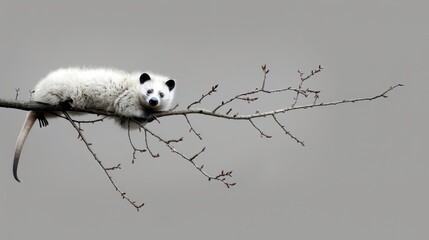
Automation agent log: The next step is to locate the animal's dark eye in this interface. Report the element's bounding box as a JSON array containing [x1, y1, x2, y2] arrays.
[[159, 92, 164, 98], [147, 89, 153, 94]]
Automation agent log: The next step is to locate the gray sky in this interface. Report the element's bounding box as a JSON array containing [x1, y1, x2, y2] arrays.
[[1, 1, 427, 239]]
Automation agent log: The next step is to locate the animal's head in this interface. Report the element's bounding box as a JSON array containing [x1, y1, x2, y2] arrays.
[[138, 72, 176, 111]]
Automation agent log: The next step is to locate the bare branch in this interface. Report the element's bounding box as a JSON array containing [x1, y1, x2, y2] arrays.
[[29, 90, 34, 101], [70, 117, 108, 124], [249, 119, 272, 138], [127, 121, 146, 164], [136, 122, 235, 188], [166, 137, 184, 144], [156, 83, 403, 120], [61, 111, 144, 211], [212, 65, 313, 114], [0, 84, 402, 122], [144, 129, 160, 158], [105, 164, 122, 171], [15, 88, 20, 101], [3, 65, 402, 209], [272, 115, 304, 146], [293, 65, 323, 107], [53, 113, 108, 124], [187, 84, 218, 109], [0, 99, 115, 115], [184, 115, 202, 140], [261, 64, 270, 89]]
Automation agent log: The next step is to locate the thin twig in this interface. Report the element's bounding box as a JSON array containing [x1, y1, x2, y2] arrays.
[[292, 65, 323, 107], [272, 115, 304, 146], [15, 88, 20, 101], [184, 115, 202, 140], [138, 122, 235, 188], [29, 90, 34, 101], [261, 64, 270, 89], [52, 113, 108, 124], [127, 121, 146, 164], [249, 119, 272, 138], [144, 129, 160, 158], [62, 111, 144, 211], [105, 164, 122, 171], [187, 84, 219, 109]]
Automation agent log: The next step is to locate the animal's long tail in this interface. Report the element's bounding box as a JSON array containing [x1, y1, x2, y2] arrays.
[[13, 111, 37, 182]]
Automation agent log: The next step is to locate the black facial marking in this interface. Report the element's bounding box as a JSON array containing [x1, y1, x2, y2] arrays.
[[140, 73, 151, 84], [166, 79, 175, 91]]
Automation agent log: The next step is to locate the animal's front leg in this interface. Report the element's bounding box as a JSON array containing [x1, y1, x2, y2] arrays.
[[59, 98, 74, 110]]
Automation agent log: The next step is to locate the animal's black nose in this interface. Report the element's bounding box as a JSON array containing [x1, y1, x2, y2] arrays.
[[149, 98, 158, 106]]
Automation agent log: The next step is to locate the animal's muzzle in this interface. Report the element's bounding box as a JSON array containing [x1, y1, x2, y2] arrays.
[[149, 98, 158, 106]]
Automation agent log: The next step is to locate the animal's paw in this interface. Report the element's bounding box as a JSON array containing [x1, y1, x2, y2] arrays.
[[36, 112, 49, 128], [60, 99, 74, 110], [144, 114, 157, 123]]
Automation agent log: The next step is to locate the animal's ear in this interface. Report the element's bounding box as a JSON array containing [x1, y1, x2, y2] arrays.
[[139, 73, 151, 84], [166, 79, 175, 91]]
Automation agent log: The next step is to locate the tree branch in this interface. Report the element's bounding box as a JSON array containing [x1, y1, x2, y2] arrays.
[[62, 111, 144, 211], [2, 65, 403, 210], [0, 84, 402, 121]]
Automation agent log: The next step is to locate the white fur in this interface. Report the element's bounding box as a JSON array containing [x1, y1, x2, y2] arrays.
[[33, 68, 176, 125], [12, 68, 176, 182]]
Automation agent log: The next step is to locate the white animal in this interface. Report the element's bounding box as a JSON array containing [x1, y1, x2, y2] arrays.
[[13, 68, 176, 182]]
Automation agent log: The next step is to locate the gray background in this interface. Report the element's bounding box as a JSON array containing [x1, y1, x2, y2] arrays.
[[0, 1, 427, 239]]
